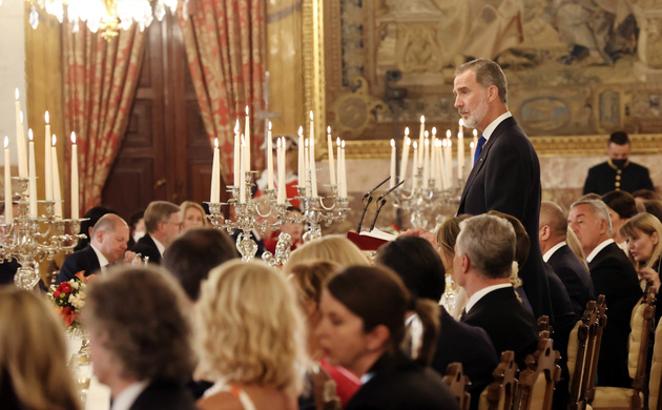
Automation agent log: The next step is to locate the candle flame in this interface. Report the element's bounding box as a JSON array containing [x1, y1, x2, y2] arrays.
[[213, 137, 218, 148], [298, 126, 304, 137], [390, 138, 395, 147], [404, 126, 410, 136], [14, 88, 19, 100], [420, 115, 425, 123], [327, 125, 331, 135], [234, 119, 240, 133], [245, 105, 249, 115], [473, 129, 478, 137], [268, 121, 272, 131], [51, 134, 57, 146], [309, 111, 314, 121], [3, 136, 8, 149], [336, 137, 341, 146], [446, 129, 451, 139], [71, 132, 77, 144], [341, 140, 346, 148], [424, 130, 429, 138], [45, 111, 50, 123], [28, 129, 34, 141], [470, 141, 475, 149], [432, 127, 437, 136]]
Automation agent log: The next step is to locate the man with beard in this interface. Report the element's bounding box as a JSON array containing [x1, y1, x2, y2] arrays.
[[454, 58, 552, 318], [583, 131, 654, 195]]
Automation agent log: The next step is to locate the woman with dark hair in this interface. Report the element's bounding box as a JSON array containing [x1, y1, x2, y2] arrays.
[[376, 236, 497, 409], [316, 265, 459, 410]]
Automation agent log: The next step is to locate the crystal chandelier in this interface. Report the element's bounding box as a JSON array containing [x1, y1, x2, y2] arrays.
[[26, 0, 189, 40]]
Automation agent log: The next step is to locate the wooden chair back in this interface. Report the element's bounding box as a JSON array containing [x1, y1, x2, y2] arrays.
[[479, 350, 519, 410], [567, 300, 595, 410], [585, 294, 607, 403], [443, 362, 471, 410], [518, 336, 561, 410], [627, 286, 657, 409], [649, 318, 662, 410]]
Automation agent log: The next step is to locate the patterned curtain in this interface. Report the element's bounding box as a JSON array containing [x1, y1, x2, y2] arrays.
[[180, 0, 266, 182], [62, 25, 146, 214]]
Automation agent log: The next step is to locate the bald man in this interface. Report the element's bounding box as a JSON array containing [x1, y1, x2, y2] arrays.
[[539, 201, 594, 316], [57, 213, 130, 283]]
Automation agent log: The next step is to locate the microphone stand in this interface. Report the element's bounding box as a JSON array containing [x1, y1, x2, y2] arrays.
[[356, 176, 390, 233], [369, 180, 405, 231]]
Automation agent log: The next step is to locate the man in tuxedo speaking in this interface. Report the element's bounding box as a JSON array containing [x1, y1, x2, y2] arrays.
[[454, 58, 551, 317]]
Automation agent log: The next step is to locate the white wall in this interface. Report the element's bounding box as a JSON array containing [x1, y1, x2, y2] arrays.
[[0, 0, 25, 165]]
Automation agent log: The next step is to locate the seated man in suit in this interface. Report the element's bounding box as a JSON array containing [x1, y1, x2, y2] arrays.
[[453, 214, 538, 367], [132, 201, 182, 264], [539, 201, 594, 316], [82, 265, 196, 410], [568, 199, 642, 387], [57, 213, 129, 283]]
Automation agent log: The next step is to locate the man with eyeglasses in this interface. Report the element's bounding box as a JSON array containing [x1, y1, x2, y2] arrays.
[[132, 201, 182, 264]]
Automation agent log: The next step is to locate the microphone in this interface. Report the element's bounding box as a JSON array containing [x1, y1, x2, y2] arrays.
[[356, 176, 391, 233], [369, 179, 405, 231]]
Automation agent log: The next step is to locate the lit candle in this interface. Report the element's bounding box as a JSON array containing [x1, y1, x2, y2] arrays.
[[457, 119, 465, 179], [233, 119, 240, 187], [244, 106, 250, 172], [423, 131, 430, 184], [411, 141, 419, 190], [277, 138, 286, 204], [418, 115, 425, 164], [70, 132, 79, 218], [327, 126, 336, 186], [51, 135, 63, 218], [430, 137, 437, 189], [267, 121, 274, 191], [438, 139, 447, 190], [304, 138, 310, 193], [399, 127, 410, 184], [44, 111, 52, 200], [434, 140, 443, 190], [389, 139, 396, 189], [210, 137, 220, 203], [27, 129, 37, 217], [444, 137, 453, 190], [239, 135, 246, 203], [336, 138, 342, 196], [297, 126, 305, 187], [308, 112, 318, 197], [3, 137, 12, 224], [15, 90, 27, 178], [340, 140, 347, 198]]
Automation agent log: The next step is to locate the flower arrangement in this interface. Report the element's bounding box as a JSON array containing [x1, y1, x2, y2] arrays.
[[50, 271, 88, 328]]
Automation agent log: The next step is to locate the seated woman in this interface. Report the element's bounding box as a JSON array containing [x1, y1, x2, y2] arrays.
[[317, 265, 459, 410], [196, 260, 307, 410], [0, 288, 81, 410], [288, 260, 360, 408], [436, 215, 470, 318], [180, 201, 208, 232], [285, 235, 369, 270], [376, 236, 497, 409]]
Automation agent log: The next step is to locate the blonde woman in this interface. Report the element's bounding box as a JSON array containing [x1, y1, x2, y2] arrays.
[[285, 235, 369, 271], [196, 260, 308, 410], [180, 201, 208, 231], [0, 288, 81, 410], [435, 215, 469, 318], [621, 213, 662, 291]]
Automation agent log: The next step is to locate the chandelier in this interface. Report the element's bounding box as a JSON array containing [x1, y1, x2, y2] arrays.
[[26, 0, 189, 40]]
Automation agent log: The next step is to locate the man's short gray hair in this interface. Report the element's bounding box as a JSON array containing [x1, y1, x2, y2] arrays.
[[570, 199, 613, 236], [456, 58, 508, 104], [456, 214, 516, 279]]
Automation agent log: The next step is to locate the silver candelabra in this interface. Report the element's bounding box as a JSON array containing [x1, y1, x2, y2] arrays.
[[0, 177, 86, 289], [297, 185, 350, 243]]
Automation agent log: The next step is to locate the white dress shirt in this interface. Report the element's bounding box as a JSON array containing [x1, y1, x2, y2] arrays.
[[542, 241, 566, 263], [110, 381, 148, 410], [465, 283, 513, 314], [586, 239, 615, 263], [481, 111, 513, 142], [91, 243, 110, 268], [152, 237, 166, 256]]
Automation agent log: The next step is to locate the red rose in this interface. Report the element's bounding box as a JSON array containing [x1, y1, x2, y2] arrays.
[[53, 289, 61, 298], [60, 283, 72, 294], [61, 307, 76, 327]]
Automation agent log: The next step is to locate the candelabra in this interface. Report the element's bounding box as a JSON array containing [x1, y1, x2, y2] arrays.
[[207, 172, 295, 261], [394, 168, 462, 231], [297, 185, 350, 243], [0, 177, 85, 289]]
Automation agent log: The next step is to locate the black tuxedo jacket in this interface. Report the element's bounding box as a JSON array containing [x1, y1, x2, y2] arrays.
[[588, 242, 642, 387], [457, 116, 551, 318], [433, 307, 497, 410], [131, 234, 162, 264], [346, 351, 459, 410], [57, 246, 101, 284], [462, 286, 538, 368], [583, 161, 654, 195], [548, 245, 594, 316], [129, 380, 197, 410]]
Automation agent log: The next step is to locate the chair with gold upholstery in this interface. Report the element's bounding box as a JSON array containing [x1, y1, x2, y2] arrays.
[[518, 334, 561, 410], [591, 287, 656, 410], [649, 318, 662, 410], [443, 362, 471, 410], [585, 295, 608, 404], [567, 300, 596, 410], [479, 350, 519, 410]]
